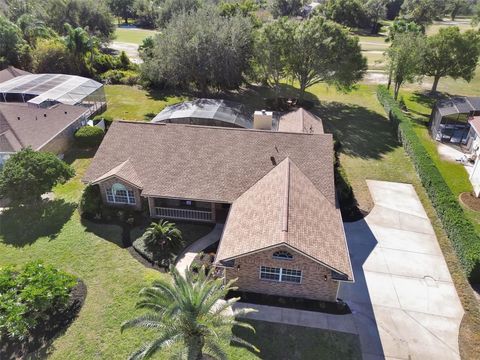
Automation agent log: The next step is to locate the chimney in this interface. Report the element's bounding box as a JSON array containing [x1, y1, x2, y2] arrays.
[[253, 110, 273, 130]]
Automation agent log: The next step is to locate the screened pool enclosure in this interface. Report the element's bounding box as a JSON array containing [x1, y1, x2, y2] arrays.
[[0, 74, 105, 113]]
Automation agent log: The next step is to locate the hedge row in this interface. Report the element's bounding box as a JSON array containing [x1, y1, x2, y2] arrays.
[[377, 85, 480, 282]]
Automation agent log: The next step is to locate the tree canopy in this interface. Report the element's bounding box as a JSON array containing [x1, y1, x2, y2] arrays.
[[421, 26, 480, 92], [322, 0, 369, 29], [285, 17, 367, 99], [270, 0, 302, 18], [121, 266, 257, 360], [401, 0, 445, 26], [141, 5, 253, 94], [0, 15, 31, 69], [0, 148, 75, 204], [386, 32, 426, 99]]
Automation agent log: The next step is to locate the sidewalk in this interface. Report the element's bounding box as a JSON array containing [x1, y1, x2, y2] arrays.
[[175, 223, 224, 276]]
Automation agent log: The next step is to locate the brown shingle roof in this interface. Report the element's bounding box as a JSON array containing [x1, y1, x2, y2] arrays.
[[0, 103, 87, 151], [215, 158, 352, 280], [92, 159, 143, 188], [0, 66, 31, 84], [277, 108, 324, 134], [83, 121, 336, 204]]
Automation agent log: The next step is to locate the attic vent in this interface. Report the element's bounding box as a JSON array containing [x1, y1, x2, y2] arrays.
[[17, 116, 20, 120], [270, 156, 276, 165], [64, 111, 67, 114], [44, 114, 47, 117]]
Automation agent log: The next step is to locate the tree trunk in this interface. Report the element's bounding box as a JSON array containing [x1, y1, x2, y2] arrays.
[[298, 81, 307, 102], [187, 336, 204, 360], [431, 76, 440, 93], [394, 81, 401, 100], [387, 68, 393, 90]]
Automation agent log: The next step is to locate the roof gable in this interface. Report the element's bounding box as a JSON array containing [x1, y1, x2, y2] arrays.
[[92, 159, 143, 188], [215, 158, 353, 279]]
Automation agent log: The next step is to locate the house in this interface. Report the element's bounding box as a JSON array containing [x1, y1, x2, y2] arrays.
[[83, 107, 354, 302], [0, 73, 106, 115], [0, 103, 88, 165], [0, 66, 31, 84], [430, 96, 480, 196]]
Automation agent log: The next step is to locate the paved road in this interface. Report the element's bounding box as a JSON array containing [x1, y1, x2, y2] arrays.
[[339, 180, 464, 360]]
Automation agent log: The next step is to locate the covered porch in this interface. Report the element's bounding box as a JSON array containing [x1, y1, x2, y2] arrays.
[[147, 197, 230, 223]]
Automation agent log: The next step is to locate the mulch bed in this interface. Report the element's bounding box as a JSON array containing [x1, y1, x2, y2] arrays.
[[0, 280, 87, 360], [459, 192, 480, 212], [127, 246, 166, 272], [227, 291, 351, 315]]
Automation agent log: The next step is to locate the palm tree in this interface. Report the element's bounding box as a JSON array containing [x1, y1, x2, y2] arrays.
[[140, 219, 183, 251], [121, 266, 258, 360]]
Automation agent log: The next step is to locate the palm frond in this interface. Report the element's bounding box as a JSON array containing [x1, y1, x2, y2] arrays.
[[231, 335, 260, 353], [121, 314, 165, 333]]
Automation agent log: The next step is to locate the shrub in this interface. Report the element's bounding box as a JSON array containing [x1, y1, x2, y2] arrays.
[[74, 126, 105, 148], [0, 261, 77, 340], [101, 69, 140, 85], [79, 184, 102, 218], [377, 85, 480, 282]]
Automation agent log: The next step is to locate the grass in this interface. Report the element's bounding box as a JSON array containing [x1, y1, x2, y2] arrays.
[[231, 320, 362, 360], [102, 85, 187, 121], [0, 144, 360, 359], [114, 27, 157, 45], [401, 90, 480, 233]]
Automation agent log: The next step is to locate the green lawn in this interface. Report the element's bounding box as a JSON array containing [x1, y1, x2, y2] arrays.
[[102, 85, 187, 121], [114, 28, 156, 45], [401, 90, 480, 232], [0, 144, 361, 359], [231, 320, 361, 360]]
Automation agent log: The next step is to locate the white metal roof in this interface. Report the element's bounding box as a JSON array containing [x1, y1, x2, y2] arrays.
[[0, 74, 103, 106]]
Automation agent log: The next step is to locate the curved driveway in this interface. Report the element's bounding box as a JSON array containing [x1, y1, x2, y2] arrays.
[[339, 180, 464, 360]]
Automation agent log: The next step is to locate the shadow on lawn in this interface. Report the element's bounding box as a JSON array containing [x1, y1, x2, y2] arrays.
[[315, 102, 400, 160], [0, 200, 76, 247]]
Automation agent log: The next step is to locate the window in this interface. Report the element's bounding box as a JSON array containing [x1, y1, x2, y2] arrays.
[[106, 183, 136, 205], [260, 266, 280, 281], [260, 266, 302, 284], [272, 250, 293, 260]]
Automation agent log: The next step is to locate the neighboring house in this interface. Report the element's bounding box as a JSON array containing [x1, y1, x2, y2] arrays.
[[430, 96, 480, 196], [0, 66, 31, 84], [83, 107, 354, 302], [0, 73, 106, 115], [0, 103, 88, 165]]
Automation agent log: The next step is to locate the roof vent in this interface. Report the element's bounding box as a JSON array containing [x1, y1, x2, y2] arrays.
[[17, 116, 20, 120], [44, 114, 47, 117], [64, 111, 67, 114], [270, 156, 277, 165], [254, 110, 273, 130]]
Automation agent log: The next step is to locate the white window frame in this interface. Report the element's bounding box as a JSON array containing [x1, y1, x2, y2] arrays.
[[106, 183, 136, 205], [259, 266, 302, 284], [272, 250, 293, 260]]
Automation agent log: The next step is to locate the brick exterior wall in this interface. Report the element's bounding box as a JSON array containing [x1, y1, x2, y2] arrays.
[[98, 176, 142, 210], [223, 245, 339, 302], [39, 118, 84, 155]]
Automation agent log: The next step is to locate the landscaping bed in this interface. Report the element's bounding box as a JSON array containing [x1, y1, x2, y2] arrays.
[[0, 263, 86, 360], [131, 221, 215, 268], [460, 192, 480, 212], [227, 291, 351, 315]]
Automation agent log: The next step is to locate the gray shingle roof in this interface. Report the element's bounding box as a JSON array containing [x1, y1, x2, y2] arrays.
[[0, 103, 87, 151]]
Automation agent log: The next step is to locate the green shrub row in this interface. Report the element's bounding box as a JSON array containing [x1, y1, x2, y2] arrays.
[[377, 85, 480, 282]]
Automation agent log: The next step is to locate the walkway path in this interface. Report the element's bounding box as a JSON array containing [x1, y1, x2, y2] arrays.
[[175, 223, 224, 276], [339, 180, 464, 360]]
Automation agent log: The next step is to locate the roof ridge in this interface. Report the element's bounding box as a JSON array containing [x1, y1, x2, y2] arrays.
[[282, 158, 290, 235]]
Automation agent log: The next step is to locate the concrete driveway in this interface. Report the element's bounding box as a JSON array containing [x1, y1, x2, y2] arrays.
[[339, 180, 464, 360]]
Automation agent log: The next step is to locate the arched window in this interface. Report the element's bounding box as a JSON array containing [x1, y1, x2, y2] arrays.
[[272, 251, 293, 260], [106, 182, 136, 204]]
